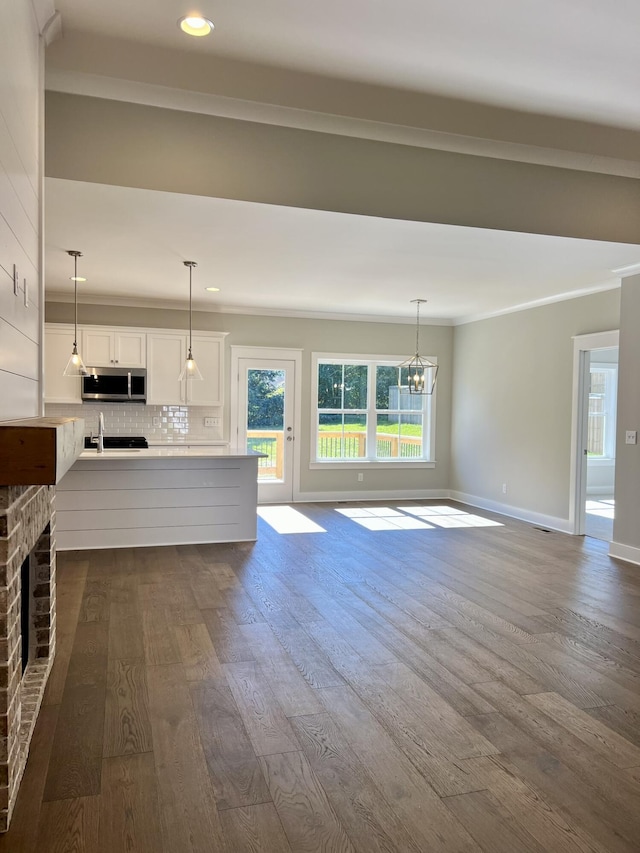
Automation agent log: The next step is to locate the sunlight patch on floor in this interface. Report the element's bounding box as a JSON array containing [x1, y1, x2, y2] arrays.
[[586, 499, 615, 519], [257, 506, 327, 534], [335, 504, 503, 530]]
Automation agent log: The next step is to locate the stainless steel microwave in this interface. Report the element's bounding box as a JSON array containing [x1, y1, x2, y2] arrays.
[[81, 367, 147, 403]]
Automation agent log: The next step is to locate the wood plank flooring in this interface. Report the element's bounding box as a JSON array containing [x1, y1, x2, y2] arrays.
[[3, 500, 640, 852]]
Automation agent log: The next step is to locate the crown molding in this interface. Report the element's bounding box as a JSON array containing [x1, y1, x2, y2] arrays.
[[44, 291, 452, 326], [453, 279, 621, 326], [45, 69, 640, 179], [612, 261, 640, 278]]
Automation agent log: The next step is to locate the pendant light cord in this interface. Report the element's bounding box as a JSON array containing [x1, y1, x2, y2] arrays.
[[73, 255, 79, 348], [184, 261, 197, 359], [189, 263, 193, 356]]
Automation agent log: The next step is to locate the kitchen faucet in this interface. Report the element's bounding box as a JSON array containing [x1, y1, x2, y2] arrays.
[[97, 411, 105, 454]]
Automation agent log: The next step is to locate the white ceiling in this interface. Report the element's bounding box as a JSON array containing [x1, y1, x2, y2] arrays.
[[45, 179, 640, 323], [45, 1, 640, 322], [53, 0, 640, 128]]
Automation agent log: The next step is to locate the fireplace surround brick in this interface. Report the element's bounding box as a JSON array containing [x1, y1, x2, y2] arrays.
[[0, 484, 56, 831]]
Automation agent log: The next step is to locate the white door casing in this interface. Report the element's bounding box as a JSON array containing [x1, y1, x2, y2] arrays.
[[231, 346, 302, 503]]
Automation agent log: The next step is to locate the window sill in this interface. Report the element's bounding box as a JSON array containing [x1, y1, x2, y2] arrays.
[[309, 460, 436, 470]]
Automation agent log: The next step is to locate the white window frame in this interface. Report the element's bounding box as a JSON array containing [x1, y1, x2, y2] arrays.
[[588, 362, 618, 462], [310, 352, 437, 469]]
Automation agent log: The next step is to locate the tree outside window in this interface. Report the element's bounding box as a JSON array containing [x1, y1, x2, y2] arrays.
[[314, 356, 435, 463]]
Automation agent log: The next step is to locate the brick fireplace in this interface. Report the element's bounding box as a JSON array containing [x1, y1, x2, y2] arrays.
[[0, 416, 83, 831], [0, 484, 56, 831]]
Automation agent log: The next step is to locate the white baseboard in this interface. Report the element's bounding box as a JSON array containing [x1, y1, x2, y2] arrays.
[[449, 491, 573, 534], [609, 541, 640, 566], [276, 488, 575, 534], [291, 489, 449, 504]]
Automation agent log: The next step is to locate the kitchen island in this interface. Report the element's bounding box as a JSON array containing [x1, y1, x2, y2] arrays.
[[55, 445, 263, 550]]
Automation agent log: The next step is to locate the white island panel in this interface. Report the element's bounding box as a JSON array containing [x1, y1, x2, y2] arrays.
[[56, 448, 262, 550]]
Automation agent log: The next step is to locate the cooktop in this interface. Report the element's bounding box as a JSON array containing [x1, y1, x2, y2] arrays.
[[84, 435, 149, 449]]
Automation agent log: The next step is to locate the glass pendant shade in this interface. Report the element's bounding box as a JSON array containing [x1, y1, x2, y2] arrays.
[[64, 250, 89, 377], [179, 261, 204, 381], [178, 348, 203, 381], [398, 299, 438, 395], [63, 342, 88, 377]]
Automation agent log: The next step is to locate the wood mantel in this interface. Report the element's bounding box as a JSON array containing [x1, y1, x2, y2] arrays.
[[0, 417, 84, 485]]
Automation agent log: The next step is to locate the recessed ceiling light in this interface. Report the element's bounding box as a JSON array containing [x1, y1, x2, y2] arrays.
[[205, 286, 220, 292], [178, 15, 214, 37]]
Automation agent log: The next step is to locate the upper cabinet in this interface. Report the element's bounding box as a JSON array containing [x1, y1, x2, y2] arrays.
[[146, 332, 185, 405], [188, 335, 224, 406], [82, 328, 146, 368], [146, 331, 225, 406], [45, 324, 226, 406], [44, 325, 82, 404]]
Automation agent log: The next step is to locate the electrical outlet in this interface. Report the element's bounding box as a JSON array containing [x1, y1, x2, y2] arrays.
[[204, 417, 220, 427], [502, 483, 507, 494], [152, 417, 161, 426], [357, 472, 364, 482], [625, 430, 637, 445]]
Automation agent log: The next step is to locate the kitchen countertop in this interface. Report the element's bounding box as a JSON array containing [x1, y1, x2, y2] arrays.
[[78, 445, 265, 460]]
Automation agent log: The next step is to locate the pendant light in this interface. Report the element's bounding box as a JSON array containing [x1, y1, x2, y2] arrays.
[[178, 261, 203, 381], [63, 250, 89, 376], [398, 299, 438, 394]]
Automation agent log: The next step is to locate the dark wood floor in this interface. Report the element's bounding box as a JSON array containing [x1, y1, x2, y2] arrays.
[[3, 501, 640, 852]]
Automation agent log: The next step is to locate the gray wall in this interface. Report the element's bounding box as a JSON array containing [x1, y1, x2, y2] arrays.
[[450, 289, 621, 523], [45, 301, 453, 496], [46, 92, 640, 245], [613, 275, 640, 549], [0, 3, 43, 419]]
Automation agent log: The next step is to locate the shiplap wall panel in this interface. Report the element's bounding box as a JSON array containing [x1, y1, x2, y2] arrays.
[[57, 486, 242, 511], [60, 466, 243, 491], [0, 0, 42, 419], [56, 455, 260, 549], [0, 115, 39, 232], [0, 319, 39, 378], [0, 371, 39, 419], [0, 3, 40, 196], [57, 504, 242, 531], [0, 262, 40, 342], [56, 524, 245, 551], [0, 198, 39, 294]]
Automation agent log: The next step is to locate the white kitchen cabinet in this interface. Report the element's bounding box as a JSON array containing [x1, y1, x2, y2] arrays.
[[147, 331, 225, 406], [44, 324, 225, 407], [56, 449, 260, 550], [186, 335, 224, 405], [44, 325, 82, 403], [146, 332, 186, 404], [82, 328, 146, 368]]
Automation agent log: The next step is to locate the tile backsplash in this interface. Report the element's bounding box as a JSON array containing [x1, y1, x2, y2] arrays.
[[45, 403, 224, 443]]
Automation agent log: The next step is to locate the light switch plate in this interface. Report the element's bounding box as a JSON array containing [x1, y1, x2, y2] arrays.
[[204, 417, 220, 427], [625, 430, 637, 445]]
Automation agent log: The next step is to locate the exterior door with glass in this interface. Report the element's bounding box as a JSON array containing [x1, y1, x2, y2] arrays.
[[237, 357, 297, 503]]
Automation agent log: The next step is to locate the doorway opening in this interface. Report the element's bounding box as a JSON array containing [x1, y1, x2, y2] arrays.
[[571, 331, 619, 541]]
